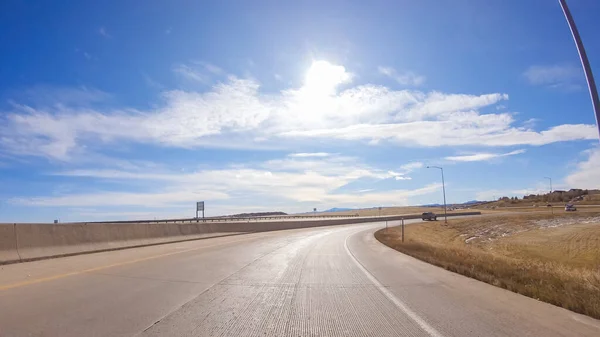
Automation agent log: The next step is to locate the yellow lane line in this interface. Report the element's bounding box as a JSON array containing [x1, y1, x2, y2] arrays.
[[0, 235, 258, 291]]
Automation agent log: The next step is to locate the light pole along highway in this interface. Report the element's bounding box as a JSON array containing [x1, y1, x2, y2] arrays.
[[559, 0, 600, 141], [544, 176, 554, 215], [544, 176, 553, 194], [427, 165, 447, 224]]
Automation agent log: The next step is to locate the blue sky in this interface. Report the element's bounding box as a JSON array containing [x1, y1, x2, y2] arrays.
[[1, 0, 600, 222]]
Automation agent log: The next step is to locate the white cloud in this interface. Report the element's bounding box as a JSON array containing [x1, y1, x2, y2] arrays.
[[378, 66, 425, 86], [1, 61, 597, 161], [565, 147, 600, 189], [445, 149, 526, 162], [288, 152, 331, 158], [400, 162, 424, 171], [15, 85, 111, 107], [98, 26, 111, 38], [12, 190, 229, 207], [172, 64, 211, 83], [200, 62, 223, 75], [281, 122, 597, 147], [12, 154, 441, 212], [523, 64, 582, 90]]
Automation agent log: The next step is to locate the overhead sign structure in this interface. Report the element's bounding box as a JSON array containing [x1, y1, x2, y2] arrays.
[[196, 201, 205, 220]]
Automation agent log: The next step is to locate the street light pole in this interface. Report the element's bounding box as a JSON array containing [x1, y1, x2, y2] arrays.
[[427, 166, 447, 224], [544, 177, 553, 193], [559, 0, 600, 141], [544, 176, 554, 215]]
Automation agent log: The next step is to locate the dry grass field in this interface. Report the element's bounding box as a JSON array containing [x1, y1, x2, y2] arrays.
[[474, 193, 600, 209], [474, 204, 600, 213], [375, 211, 600, 318]]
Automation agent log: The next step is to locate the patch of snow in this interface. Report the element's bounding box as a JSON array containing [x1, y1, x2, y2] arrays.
[[465, 236, 478, 244]]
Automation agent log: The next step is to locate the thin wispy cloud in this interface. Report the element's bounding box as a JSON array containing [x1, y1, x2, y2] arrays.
[[378, 66, 425, 86], [386, 162, 423, 180], [98, 26, 111, 38], [200, 62, 223, 75], [142, 72, 163, 89], [523, 64, 582, 91], [445, 149, 526, 162], [400, 162, 424, 171], [172, 64, 211, 83], [288, 152, 331, 158], [12, 154, 442, 211]]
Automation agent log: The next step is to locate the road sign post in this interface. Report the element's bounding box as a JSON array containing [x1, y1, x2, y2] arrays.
[[196, 201, 205, 222], [402, 218, 405, 243]]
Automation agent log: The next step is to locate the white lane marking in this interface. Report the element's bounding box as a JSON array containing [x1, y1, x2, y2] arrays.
[[344, 230, 445, 337]]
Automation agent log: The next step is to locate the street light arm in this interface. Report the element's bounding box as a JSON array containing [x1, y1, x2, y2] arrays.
[[559, 0, 600, 141]]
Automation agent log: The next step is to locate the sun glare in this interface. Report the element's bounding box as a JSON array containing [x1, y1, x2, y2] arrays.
[[304, 60, 351, 96]]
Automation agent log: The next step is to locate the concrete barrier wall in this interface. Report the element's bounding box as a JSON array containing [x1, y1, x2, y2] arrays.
[[13, 222, 244, 262], [0, 224, 20, 264], [1, 211, 481, 264]]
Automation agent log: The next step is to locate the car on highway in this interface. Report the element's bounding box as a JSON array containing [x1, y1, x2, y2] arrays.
[[565, 204, 577, 211], [422, 212, 437, 221]]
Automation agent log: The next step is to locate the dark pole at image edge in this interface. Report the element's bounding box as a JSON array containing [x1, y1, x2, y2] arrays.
[[559, 0, 600, 141]]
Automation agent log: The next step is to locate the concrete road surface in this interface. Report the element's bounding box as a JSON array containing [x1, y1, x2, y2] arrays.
[[1, 221, 599, 336]]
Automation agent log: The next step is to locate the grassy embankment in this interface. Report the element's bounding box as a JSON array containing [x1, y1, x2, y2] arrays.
[[375, 211, 600, 319]]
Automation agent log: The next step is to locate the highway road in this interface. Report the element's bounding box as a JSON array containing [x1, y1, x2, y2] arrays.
[[1, 220, 599, 336]]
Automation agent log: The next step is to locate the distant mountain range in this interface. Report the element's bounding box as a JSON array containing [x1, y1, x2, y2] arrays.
[[322, 207, 354, 212], [420, 200, 483, 207], [304, 201, 485, 214]]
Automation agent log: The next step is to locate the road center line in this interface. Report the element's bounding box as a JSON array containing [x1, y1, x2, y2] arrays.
[[344, 228, 445, 337]]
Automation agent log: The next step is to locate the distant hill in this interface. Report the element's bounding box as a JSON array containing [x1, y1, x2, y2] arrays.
[[223, 211, 287, 218], [420, 200, 484, 207], [323, 207, 354, 212], [475, 189, 600, 208]]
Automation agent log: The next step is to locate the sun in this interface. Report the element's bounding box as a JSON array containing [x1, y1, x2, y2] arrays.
[[303, 60, 351, 96]]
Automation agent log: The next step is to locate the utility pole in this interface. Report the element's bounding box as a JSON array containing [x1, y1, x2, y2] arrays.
[[559, 0, 600, 141], [544, 177, 554, 215], [427, 166, 447, 224]]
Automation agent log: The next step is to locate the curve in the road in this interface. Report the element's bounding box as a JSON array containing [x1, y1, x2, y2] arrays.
[[0, 221, 599, 337]]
